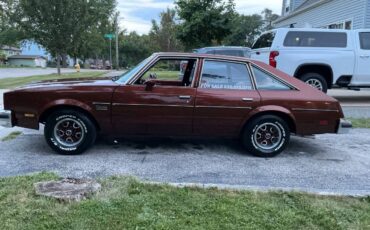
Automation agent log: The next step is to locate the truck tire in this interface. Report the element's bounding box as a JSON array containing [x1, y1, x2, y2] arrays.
[[300, 73, 328, 93], [44, 109, 97, 155], [242, 115, 290, 158]]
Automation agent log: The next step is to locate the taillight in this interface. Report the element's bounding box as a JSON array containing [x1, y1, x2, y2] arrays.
[[269, 51, 279, 68]]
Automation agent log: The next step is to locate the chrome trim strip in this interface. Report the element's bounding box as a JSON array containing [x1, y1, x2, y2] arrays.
[[92, 102, 111, 105], [196, 105, 253, 110], [112, 103, 194, 108], [292, 108, 339, 112]]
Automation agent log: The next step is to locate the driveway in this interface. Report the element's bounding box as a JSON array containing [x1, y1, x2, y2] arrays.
[[0, 128, 369, 196], [0, 68, 106, 79]]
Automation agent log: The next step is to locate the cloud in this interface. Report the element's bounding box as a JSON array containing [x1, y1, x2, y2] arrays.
[[117, 0, 282, 34]]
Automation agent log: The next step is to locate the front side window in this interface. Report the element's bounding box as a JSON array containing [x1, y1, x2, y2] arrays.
[[252, 66, 292, 91], [200, 60, 253, 90], [135, 59, 197, 87], [284, 31, 347, 48], [252, 32, 275, 49], [360, 32, 370, 50]]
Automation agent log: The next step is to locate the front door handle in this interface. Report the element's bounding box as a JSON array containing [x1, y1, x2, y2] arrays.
[[179, 95, 191, 100], [242, 98, 254, 102]]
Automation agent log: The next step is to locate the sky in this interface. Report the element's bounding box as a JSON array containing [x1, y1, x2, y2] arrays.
[[117, 0, 282, 35]]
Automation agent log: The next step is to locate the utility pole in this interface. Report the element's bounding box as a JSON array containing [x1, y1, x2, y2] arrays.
[[114, 12, 120, 71], [109, 38, 112, 70]]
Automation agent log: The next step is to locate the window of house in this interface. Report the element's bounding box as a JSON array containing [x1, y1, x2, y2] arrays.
[[252, 66, 292, 91], [360, 32, 370, 50], [283, 31, 347, 48], [200, 60, 253, 90], [327, 20, 352, 30], [252, 32, 276, 49]]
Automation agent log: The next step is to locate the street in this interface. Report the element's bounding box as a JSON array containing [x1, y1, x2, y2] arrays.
[[0, 68, 106, 79]]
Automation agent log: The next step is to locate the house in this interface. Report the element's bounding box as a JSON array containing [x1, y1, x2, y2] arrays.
[[0, 45, 22, 58], [7, 55, 47, 68], [275, 0, 370, 30]]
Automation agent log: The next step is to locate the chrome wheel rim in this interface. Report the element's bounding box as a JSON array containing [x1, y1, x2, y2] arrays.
[[305, 79, 323, 91], [253, 123, 282, 150], [53, 118, 84, 147]]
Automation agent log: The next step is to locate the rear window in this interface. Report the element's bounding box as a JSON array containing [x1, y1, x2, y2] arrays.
[[214, 49, 244, 57], [283, 31, 347, 48], [359, 32, 370, 50], [252, 32, 275, 49]]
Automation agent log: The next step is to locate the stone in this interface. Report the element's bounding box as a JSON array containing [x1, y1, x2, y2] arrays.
[[34, 178, 101, 202]]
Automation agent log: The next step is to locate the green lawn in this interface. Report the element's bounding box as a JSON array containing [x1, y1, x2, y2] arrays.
[[1, 173, 369, 230], [143, 70, 180, 80], [0, 71, 108, 89], [348, 118, 370, 129]]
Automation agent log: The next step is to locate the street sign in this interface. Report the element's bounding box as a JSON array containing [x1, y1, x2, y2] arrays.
[[104, 34, 115, 39]]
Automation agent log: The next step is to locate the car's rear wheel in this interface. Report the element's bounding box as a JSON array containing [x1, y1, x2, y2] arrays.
[[44, 109, 97, 155], [242, 115, 290, 158], [300, 73, 328, 93]]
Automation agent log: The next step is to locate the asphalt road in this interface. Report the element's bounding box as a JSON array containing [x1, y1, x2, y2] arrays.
[[0, 68, 106, 79], [0, 128, 369, 196]]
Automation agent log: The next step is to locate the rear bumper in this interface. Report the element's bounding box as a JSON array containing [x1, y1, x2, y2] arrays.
[[0, 110, 12, 128], [337, 119, 352, 134]]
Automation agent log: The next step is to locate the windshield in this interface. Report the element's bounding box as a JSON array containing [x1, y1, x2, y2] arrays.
[[115, 56, 153, 84]]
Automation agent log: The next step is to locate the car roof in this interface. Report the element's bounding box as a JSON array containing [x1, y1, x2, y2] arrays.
[[265, 28, 352, 34], [153, 52, 254, 62]]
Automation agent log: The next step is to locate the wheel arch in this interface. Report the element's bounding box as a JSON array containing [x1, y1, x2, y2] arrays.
[[294, 63, 333, 89], [39, 101, 100, 131], [240, 106, 297, 136]]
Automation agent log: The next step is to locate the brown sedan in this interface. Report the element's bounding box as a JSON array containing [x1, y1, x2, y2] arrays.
[[1, 53, 351, 157]]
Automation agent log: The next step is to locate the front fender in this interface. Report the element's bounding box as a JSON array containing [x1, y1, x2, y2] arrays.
[[39, 99, 94, 121]]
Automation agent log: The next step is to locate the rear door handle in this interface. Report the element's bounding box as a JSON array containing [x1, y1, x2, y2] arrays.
[[179, 95, 191, 100], [242, 98, 254, 102], [360, 55, 370, 58]]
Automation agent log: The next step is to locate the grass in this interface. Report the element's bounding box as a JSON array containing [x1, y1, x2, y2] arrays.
[[0, 71, 108, 89], [0, 172, 369, 230], [144, 70, 180, 80], [348, 118, 370, 129], [1, 131, 22, 141]]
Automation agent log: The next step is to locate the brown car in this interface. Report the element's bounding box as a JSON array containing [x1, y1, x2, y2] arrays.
[[0, 53, 351, 157]]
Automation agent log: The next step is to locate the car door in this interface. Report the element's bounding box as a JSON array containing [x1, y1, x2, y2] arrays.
[[352, 31, 370, 85], [111, 58, 198, 136], [193, 59, 261, 137]]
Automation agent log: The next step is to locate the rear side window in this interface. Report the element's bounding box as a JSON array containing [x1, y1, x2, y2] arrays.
[[200, 60, 253, 90], [252, 66, 292, 91], [252, 32, 275, 49], [283, 31, 347, 48], [360, 32, 370, 50], [214, 49, 244, 57]]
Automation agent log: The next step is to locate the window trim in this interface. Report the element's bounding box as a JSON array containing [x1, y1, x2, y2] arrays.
[[199, 59, 256, 91], [250, 64, 298, 91], [128, 56, 199, 88]]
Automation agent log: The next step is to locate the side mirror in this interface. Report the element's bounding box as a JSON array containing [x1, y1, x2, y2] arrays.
[[145, 80, 156, 91]]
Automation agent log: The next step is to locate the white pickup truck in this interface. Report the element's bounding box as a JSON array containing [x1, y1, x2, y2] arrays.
[[251, 28, 370, 92]]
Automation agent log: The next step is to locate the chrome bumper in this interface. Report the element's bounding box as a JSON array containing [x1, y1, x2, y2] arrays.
[[0, 110, 12, 128], [337, 119, 352, 134]]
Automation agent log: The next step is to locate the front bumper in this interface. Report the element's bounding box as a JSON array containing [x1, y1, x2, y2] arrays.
[[0, 110, 12, 128], [337, 119, 352, 134]]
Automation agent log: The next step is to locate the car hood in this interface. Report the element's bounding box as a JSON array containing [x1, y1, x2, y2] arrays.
[[16, 77, 119, 90]]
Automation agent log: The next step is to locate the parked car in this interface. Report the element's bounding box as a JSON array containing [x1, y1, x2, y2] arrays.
[[194, 46, 251, 57], [251, 28, 370, 92], [1, 53, 351, 157]]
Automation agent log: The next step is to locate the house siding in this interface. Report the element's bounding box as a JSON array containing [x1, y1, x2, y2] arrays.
[[366, 0, 370, 28], [275, 0, 367, 29]]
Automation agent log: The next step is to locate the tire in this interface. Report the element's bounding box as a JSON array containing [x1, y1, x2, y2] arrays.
[[44, 109, 97, 155], [242, 115, 290, 158], [299, 73, 328, 93]]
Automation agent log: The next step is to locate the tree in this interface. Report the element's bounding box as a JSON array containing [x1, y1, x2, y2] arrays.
[[16, 0, 116, 74], [149, 8, 183, 52], [0, 0, 24, 47], [261, 8, 279, 31], [224, 14, 263, 46], [175, 0, 235, 50], [119, 32, 153, 68]]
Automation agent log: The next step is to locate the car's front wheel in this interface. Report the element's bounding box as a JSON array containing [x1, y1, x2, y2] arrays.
[[242, 115, 290, 158], [44, 109, 97, 155]]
